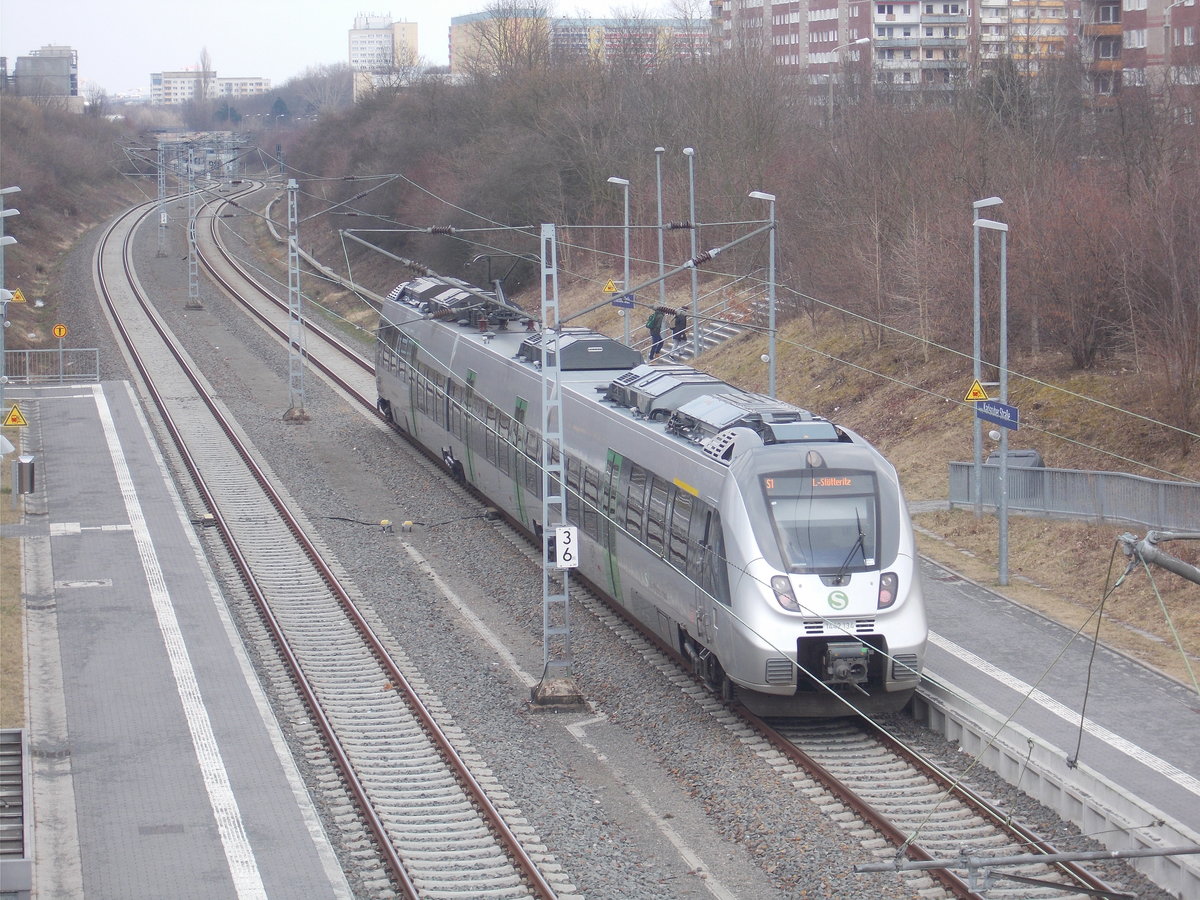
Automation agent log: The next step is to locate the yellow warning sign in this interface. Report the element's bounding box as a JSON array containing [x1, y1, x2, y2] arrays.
[[10, 289, 27, 303], [602, 279, 618, 293], [53, 323, 68, 339], [964, 380, 989, 402], [3, 404, 28, 427]]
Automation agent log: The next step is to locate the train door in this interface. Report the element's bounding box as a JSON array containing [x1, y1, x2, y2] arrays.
[[511, 398, 529, 524], [461, 371, 478, 481], [667, 487, 700, 643], [603, 451, 623, 600], [690, 505, 733, 662]]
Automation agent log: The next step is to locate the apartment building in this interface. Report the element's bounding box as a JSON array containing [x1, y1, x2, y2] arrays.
[[150, 70, 270, 105], [449, 10, 709, 74], [1080, 0, 1198, 102], [7, 45, 81, 108], [712, 0, 1079, 101], [349, 13, 419, 72], [550, 18, 710, 64]]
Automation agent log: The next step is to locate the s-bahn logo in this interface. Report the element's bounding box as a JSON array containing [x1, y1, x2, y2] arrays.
[[827, 591, 849, 611]]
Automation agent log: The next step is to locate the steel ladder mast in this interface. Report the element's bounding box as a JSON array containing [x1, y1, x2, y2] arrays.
[[535, 223, 580, 704]]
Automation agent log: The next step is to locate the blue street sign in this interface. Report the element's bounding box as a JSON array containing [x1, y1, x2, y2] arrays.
[[611, 294, 635, 309], [975, 400, 1019, 430]]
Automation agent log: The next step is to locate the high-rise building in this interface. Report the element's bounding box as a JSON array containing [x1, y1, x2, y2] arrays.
[[711, 0, 1083, 103], [349, 14, 419, 72], [349, 13, 420, 100], [1080, 0, 1199, 107], [10, 45, 80, 109]]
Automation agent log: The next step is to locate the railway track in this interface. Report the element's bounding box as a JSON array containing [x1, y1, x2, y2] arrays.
[[96, 191, 565, 899], [194, 182, 1131, 899]]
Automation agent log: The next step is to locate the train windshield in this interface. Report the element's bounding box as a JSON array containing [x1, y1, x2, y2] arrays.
[[760, 470, 878, 572]]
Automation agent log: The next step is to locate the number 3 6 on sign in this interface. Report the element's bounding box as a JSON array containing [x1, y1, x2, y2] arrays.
[[554, 526, 579, 568]]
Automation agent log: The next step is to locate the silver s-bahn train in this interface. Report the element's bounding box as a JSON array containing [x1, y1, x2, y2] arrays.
[[376, 276, 927, 716]]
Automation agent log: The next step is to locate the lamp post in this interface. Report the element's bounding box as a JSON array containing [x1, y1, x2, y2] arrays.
[[828, 37, 870, 119], [607, 176, 632, 346], [971, 196, 1002, 518], [749, 191, 777, 398], [974, 212, 1010, 586], [654, 148, 666, 311], [1, 185, 21, 415], [683, 147, 700, 359]]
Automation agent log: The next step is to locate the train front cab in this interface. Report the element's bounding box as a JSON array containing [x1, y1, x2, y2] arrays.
[[718, 445, 927, 716]]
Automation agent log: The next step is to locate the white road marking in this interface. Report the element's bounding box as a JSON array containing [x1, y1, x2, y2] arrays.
[[928, 630, 1200, 797], [401, 541, 538, 688], [95, 386, 268, 898]]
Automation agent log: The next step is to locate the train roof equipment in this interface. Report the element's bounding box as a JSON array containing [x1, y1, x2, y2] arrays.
[[386, 275, 530, 329], [516, 328, 644, 372]]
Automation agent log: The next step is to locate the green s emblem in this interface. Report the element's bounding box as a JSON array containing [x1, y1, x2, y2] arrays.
[[828, 590, 849, 611]]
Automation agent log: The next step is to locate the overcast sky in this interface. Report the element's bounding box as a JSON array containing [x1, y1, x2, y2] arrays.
[[0, 1, 522, 95]]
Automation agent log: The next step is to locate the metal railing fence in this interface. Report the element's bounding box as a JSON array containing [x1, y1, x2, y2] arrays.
[[948, 461, 1199, 531], [2, 349, 101, 385]]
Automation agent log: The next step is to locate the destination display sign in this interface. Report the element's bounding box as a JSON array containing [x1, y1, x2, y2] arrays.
[[762, 473, 873, 495]]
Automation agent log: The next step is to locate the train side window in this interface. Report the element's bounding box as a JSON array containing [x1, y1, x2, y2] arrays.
[[414, 371, 428, 414], [581, 465, 601, 538], [452, 381, 468, 438], [669, 490, 693, 570], [646, 477, 669, 555], [496, 413, 512, 475], [398, 334, 416, 383], [525, 429, 544, 501], [565, 456, 581, 522], [438, 376, 449, 428], [376, 325, 397, 373], [547, 443, 562, 496], [469, 394, 486, 454], [484, 404, 498, 463], [625, 464, 647, 540], [378, 323, 397, 351], [602, 451, 622, 548]]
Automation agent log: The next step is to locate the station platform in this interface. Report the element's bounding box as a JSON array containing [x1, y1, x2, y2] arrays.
[[3, 382, 351, 900], [919, 552, 1200, 894]]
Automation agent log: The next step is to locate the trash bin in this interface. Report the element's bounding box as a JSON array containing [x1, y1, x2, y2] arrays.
[[16, 454, 35, 495], [986, 449, 1044, 467], [986, 449, 1044, 508]]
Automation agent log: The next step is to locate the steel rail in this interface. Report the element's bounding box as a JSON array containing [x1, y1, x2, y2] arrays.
[[93, 197, 419, 897], [180, 187, 558, 898]]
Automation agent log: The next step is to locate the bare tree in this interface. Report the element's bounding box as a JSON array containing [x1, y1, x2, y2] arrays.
[[357, 45, 427, 101], [460, 1, 553, 78], [84, 83, 109, 117], [1119, 167, 1200, 452], [182, 47, 216, 130], [292, 64, 354, 113], [603, 11, 667, 73]]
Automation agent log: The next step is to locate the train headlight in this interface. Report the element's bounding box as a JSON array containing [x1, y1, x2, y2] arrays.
[[877, 572, 898, 609], [770, 575, 802, 612]]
